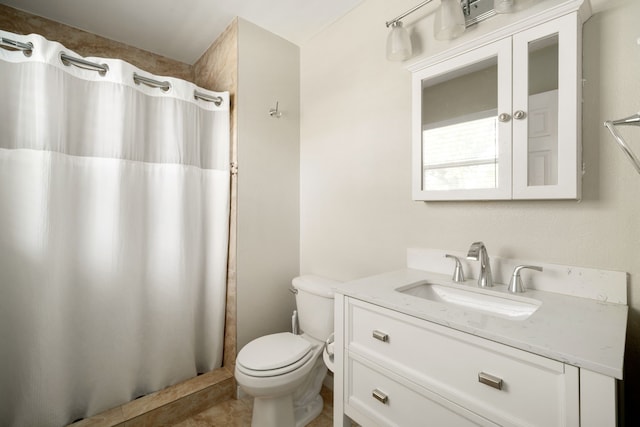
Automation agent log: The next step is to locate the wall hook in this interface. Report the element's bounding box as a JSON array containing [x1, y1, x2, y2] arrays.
[[269, 101, 282, 118]]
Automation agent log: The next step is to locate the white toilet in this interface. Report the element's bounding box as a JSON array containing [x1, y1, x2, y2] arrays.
[[234, 275, 339, 427]]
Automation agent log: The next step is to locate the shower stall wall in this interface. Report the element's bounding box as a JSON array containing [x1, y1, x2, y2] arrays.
[[0, 31, 231, 427]]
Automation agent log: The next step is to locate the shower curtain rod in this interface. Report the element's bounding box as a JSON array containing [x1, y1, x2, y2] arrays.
[[133, 72, 171, 91], [60, 52, 109, 75], [134, 75, 224, 105], [0, 36, 33, 55], [1, 36, 224, 105], [194, 91, 223, 106]]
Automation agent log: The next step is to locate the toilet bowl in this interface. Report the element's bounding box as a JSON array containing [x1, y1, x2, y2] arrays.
[[234, 275, 339, 427]]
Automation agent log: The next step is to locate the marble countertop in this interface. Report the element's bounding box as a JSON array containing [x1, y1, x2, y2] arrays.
[[334, 268, 628, 379]]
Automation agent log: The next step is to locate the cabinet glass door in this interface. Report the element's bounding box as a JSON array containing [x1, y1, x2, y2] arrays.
[[526, 34, 559, 187], [512, 13, 580, 199], [412, 39, 512, 200]]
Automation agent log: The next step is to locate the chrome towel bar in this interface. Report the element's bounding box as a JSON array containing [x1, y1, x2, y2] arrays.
[[604, 112, 640, 175]]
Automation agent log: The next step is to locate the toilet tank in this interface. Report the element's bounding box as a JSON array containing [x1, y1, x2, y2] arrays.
[[292, 275, 340, 341]]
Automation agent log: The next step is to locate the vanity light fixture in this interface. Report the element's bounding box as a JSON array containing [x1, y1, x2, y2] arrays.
[[385, 0, 504, 61], [386, 20, 413, 61], [434, 0, 466, 41], [385, 0, 435, 61], [494, 0, 515, 14]]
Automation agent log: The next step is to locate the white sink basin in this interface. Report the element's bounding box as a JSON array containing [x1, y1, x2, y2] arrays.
[[397, 281, 541, 320]]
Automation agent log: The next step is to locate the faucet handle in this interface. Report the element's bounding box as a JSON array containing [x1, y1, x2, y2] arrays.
[[445, 254, 465, 283], [508, 265, 543, 293]]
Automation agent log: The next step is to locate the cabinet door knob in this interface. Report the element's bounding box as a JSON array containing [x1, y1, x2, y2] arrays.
[[372, 388, 389, 404], [478, 372, 503, 390], [498, 113, 511, 122], [514, 110, 527, 120], [372, 330, 389, 342]]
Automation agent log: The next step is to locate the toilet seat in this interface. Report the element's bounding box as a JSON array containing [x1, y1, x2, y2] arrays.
[[237, 332, 316, 378]]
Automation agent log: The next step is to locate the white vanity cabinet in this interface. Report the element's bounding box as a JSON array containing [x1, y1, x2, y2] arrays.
[[332, 252, 626, 427], [410, 1, 590, 200], [335, 296, 580, 427]]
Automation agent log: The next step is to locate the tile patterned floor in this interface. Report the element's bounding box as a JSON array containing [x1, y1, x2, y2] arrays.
[[172, 386, 334, 427]]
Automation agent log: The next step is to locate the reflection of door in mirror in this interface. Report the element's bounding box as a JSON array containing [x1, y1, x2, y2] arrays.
[[528, 90, 558, 185], [421, 58, 498, 191], [527, 35, 558, 186]]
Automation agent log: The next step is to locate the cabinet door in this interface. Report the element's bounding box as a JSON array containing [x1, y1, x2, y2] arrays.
[[512, 13, 581, 199], [412, 38, 512, 201]]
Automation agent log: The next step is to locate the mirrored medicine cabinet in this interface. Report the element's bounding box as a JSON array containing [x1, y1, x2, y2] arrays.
[[410, 2, 589, 201]]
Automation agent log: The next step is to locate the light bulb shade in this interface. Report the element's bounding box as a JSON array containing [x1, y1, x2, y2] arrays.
[[386, 21, 412, 61], [434, 0, 466, 41], [494, 0, 514, 13]]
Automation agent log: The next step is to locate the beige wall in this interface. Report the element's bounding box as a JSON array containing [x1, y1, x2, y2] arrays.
[[236, 19, 300, 351], [300, 0, 640, 422], [194, 17, 302, 358]]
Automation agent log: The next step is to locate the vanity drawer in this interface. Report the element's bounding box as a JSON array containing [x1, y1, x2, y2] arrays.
[[346, 298, 579, 426], [346, 353, 497, 427]]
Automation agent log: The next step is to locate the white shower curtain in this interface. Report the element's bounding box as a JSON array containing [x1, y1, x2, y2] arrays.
[[0, 31, 230, 426]]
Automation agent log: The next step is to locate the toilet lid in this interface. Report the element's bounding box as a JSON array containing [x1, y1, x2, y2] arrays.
[[237, 332, 312, 371], [237, 347, 316, 378]]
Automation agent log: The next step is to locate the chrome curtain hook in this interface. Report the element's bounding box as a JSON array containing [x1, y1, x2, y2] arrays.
[[269, 101, 282, 118]]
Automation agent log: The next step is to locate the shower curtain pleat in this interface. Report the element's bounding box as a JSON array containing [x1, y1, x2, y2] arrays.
[[0, 31, 230, 426]]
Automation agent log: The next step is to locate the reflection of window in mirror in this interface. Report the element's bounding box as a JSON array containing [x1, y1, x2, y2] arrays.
[[421, 58, 498, 191], [422, 113, 498, 191], [527, 34, 559, 186]]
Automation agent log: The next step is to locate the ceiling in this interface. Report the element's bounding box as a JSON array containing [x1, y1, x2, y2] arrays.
[[0, 0, 364, 64]]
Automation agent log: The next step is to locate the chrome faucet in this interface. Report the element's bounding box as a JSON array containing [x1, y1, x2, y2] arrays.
[[466, 242, 493, 288]]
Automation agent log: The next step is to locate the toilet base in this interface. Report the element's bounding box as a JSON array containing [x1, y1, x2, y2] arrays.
[[294, 394, 323, 427], [249, 382, 325, 427], [251, 395, 295, 427], [239, 338, 328, 427]]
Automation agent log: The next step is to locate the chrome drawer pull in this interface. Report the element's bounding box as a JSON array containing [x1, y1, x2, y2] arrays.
[[372, 388, 389, 404], [478, 372, 503, 390], [372, 330, 389, 342]]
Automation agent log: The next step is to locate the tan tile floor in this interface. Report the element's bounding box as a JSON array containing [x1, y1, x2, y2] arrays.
[[173, 386, 334, 427]]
